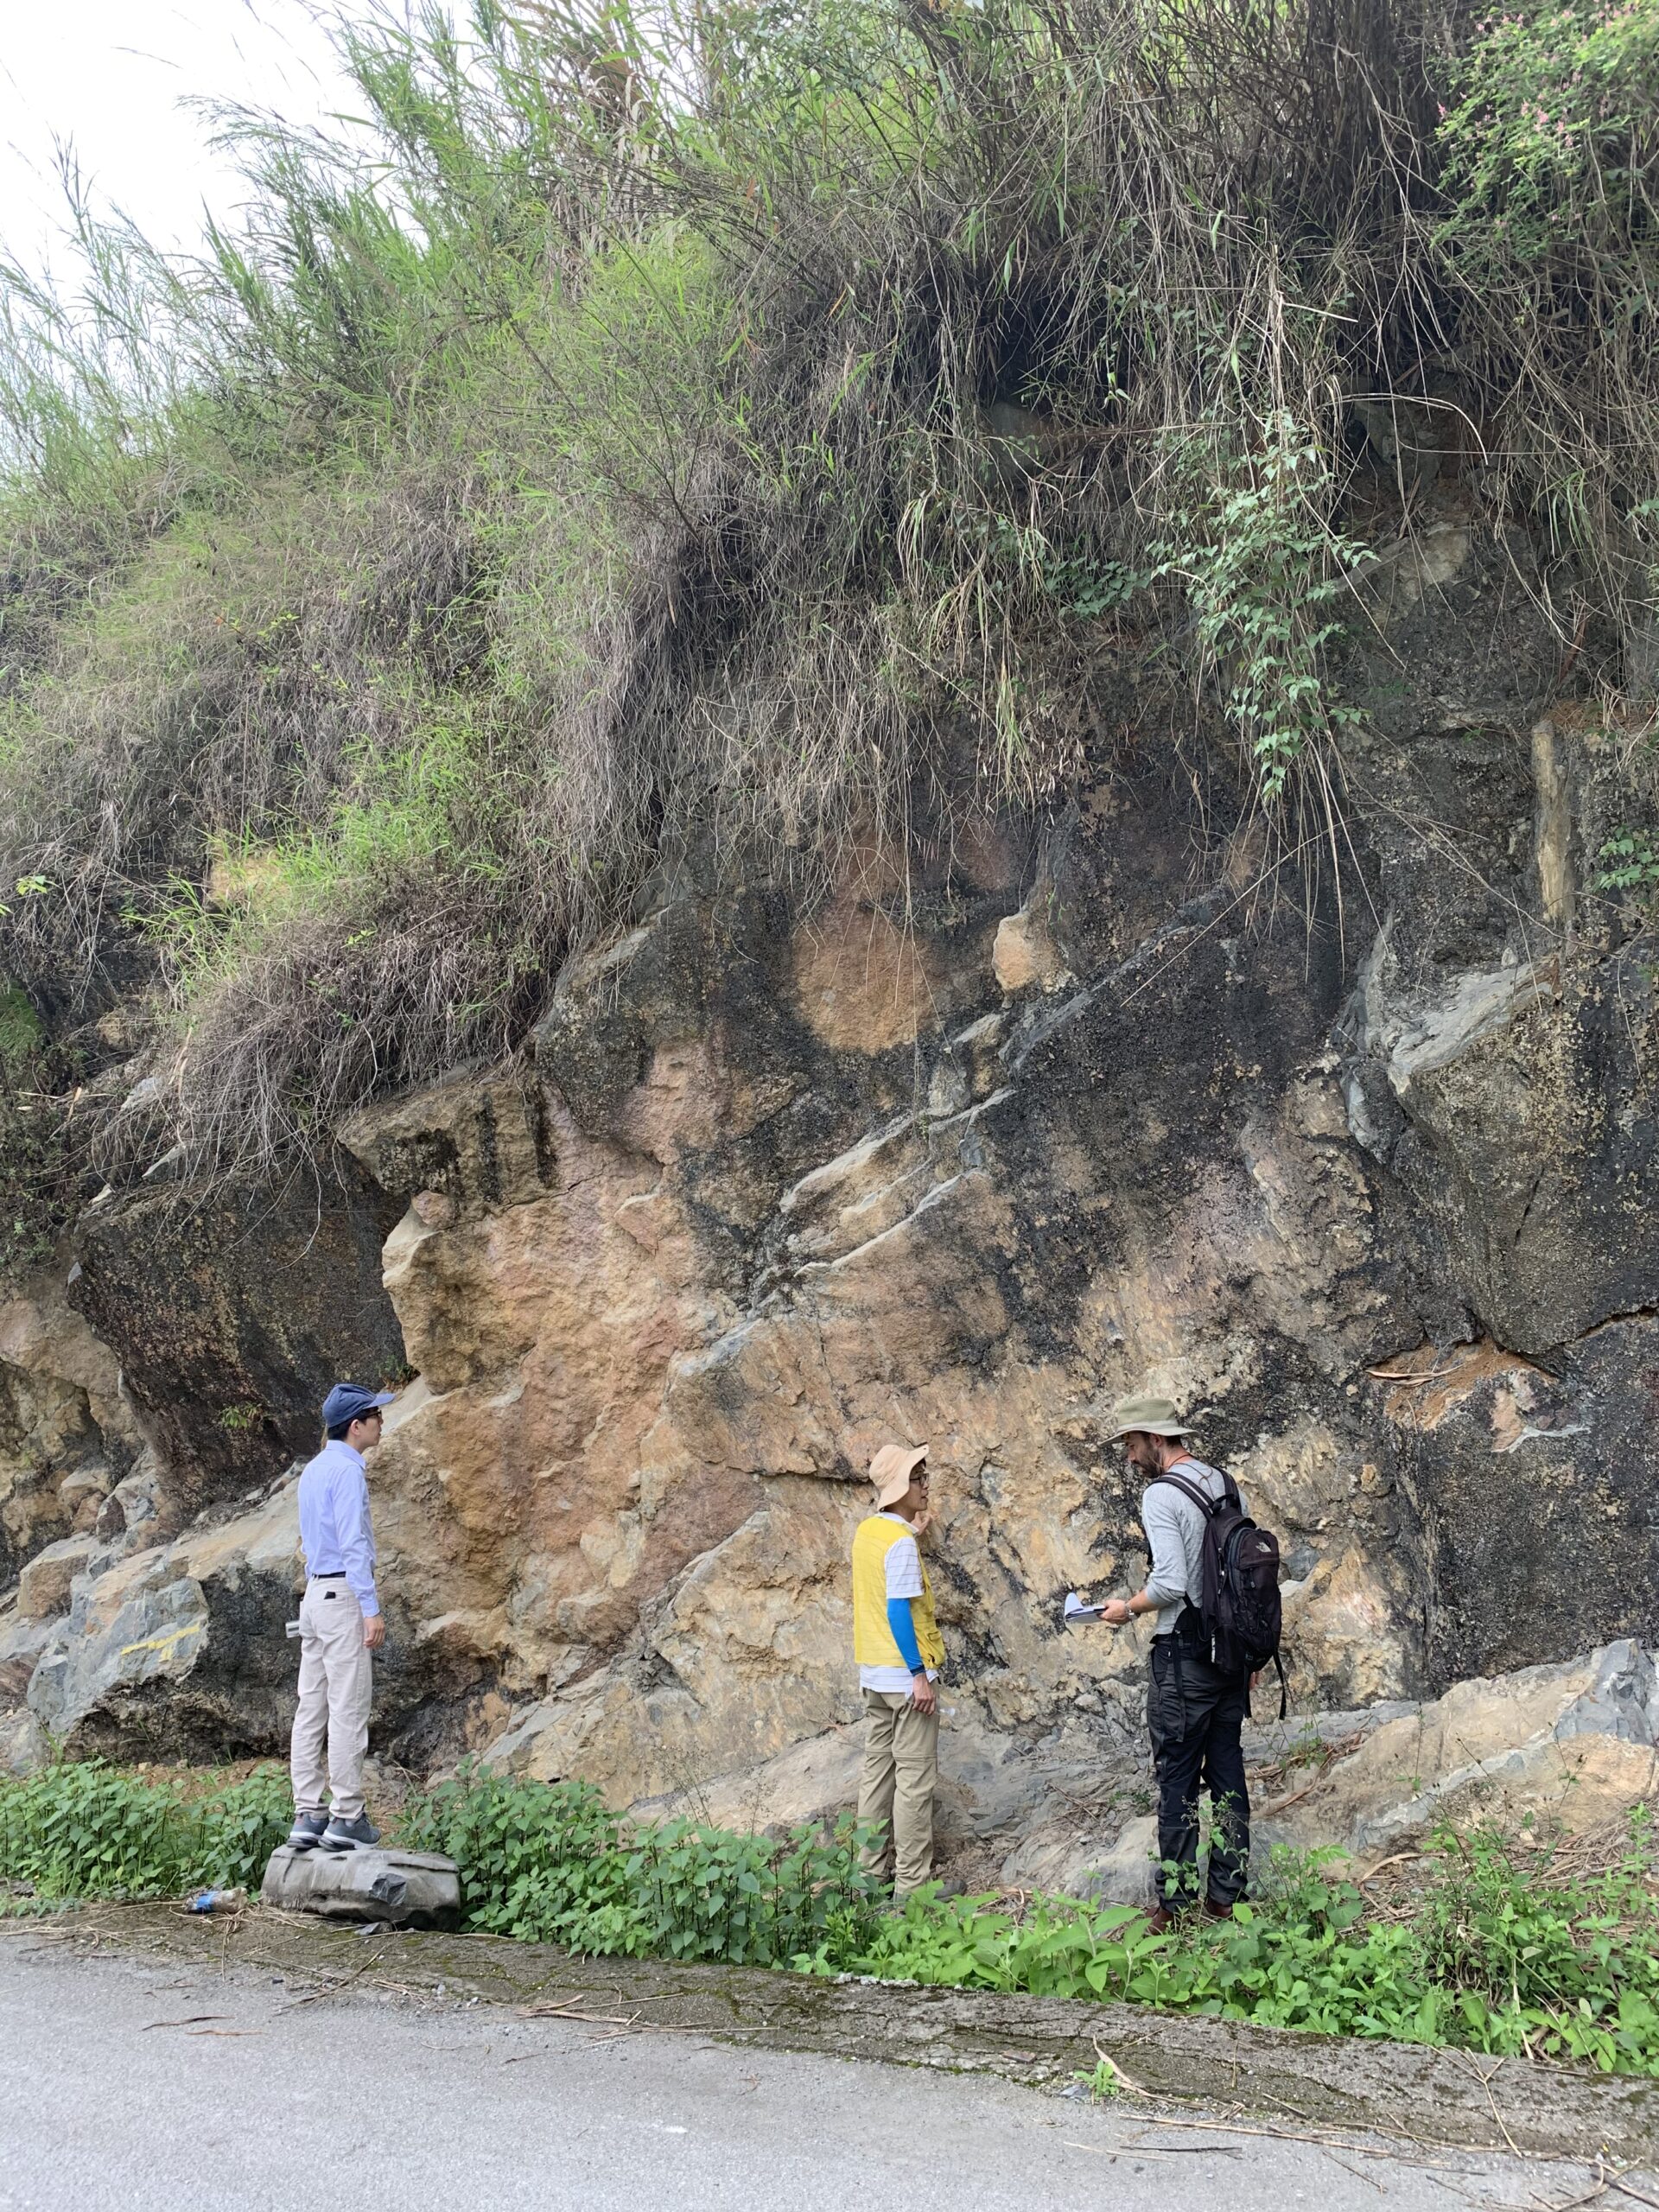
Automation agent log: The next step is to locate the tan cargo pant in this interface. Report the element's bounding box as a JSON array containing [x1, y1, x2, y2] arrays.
[[856, 1688, 939, 1898], [289, 1580, 372, 1821]]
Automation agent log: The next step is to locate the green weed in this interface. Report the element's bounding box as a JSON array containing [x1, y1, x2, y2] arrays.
[[1598, 830, 1659, 896], [0, 1761, 290, 1903], [1074, 2056, 1124, 2101], [8, 1759, 1659, 2078], [396, 1765, 888, 1967]]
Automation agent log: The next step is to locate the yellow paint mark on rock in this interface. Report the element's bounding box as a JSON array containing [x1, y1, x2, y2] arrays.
[[119, 1622, 205, 1661]]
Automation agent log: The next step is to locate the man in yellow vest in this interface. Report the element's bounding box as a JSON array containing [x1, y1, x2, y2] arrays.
[[852, 1441, 947, 1900]]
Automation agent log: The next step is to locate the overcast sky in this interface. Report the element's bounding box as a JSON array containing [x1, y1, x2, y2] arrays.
[[0, 2, 364, 290]]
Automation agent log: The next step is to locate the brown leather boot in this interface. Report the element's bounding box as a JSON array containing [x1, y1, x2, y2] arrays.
[[1142, 1903, 1180, 1936], [1202, 1896, 1236, 1922]]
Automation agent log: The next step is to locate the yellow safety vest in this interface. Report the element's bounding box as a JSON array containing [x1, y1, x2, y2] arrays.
[[852, 1513, 946, 1674]]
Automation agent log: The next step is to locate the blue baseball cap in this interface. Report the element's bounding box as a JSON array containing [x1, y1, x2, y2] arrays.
[[321, 1382, 397, 1431]]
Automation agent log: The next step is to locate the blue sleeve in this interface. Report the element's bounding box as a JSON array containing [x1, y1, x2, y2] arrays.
[[886, 1597, 924, 1674], [338, 1468, 380, 1618]]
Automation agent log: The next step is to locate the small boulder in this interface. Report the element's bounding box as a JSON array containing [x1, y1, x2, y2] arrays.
[[58, 1471, 111, 1533], [260, 1844, 461, 1930], [16, 1534, 99, 1621]]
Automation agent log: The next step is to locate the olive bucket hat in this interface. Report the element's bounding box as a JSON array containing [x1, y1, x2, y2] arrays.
[[1103, 1395, 1192, 1442]]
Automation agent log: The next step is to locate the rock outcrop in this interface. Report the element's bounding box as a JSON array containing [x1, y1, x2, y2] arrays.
[[69, 1154, 406, 1516], [1, 509, 1656, 1878], [1022, 1640, 1659, 1901], [0, 1264, 141, 1586]]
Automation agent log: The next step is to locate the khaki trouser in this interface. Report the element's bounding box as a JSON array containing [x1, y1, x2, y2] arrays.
[[289, 1580, 372, 1821], [857, 1688, 939, 1897]]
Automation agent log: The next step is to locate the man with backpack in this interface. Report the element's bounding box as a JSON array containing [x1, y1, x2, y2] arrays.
[[1094, 1395, 1283, 1932]]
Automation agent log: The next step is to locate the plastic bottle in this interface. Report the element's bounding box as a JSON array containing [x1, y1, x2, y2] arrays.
[[185, 1886, 246, 1915]]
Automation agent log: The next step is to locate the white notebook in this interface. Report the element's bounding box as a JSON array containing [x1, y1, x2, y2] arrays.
[[1063, 1591, 1106, 1624]]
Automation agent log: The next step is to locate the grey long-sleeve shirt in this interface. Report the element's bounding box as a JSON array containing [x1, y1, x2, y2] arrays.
[[1141, 1456, 1242, 1636]]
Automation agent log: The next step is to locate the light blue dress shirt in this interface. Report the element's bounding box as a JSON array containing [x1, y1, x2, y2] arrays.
[[297, 1438, 380, 1617]]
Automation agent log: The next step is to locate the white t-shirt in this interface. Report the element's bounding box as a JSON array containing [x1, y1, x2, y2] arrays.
[[859, 1513, 938, 1694]]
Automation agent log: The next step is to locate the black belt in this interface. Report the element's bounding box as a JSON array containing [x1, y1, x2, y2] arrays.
[[309, 1571, 346, 1580]]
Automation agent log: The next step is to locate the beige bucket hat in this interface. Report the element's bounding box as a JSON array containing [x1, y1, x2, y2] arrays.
[[1103, 1395, 1192, 1442], [870, 1441, 929, 1510]]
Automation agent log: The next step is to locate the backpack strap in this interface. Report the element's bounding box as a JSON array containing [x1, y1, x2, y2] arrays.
[[1149, 1470, 1223, 1517]]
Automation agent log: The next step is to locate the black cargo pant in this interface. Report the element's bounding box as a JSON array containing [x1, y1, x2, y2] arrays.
[[1147, 1609, 1250, 1907]]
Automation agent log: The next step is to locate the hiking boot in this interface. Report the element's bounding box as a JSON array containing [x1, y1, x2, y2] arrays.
[[286, 1810, 328, 1852], [1203, 1896, 1237, 1923], [320, 1811, 380, 1852], [1142, 1903, 1182, 1936]]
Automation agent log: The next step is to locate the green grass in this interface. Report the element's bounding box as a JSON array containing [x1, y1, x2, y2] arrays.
[[8, 1759, 1659, 2079]]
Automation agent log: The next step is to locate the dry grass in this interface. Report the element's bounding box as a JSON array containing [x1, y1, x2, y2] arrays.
[[0, 0, 1652, 1182]]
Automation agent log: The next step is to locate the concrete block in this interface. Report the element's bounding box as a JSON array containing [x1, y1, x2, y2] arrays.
[[260, 1844, 461, 1930]]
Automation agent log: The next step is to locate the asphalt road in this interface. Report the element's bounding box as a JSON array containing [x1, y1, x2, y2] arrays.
[[0, 1931, 1610, 2212]]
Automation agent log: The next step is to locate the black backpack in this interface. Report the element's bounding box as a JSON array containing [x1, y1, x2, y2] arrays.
[[1152, 1467, 1287, 1715]]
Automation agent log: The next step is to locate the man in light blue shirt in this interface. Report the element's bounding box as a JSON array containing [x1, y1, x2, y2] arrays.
[[288, 1382, 396, 1852]]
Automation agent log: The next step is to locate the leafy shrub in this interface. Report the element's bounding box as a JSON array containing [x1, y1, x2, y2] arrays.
[[395, 1765, 886, 1967], [0, 1761, 195, 1903], [188, 1767, 295, 1891], [396, 1770, 633, 1942], [1436, 0, 1659, 273], [620, 1815, 885, 1967], [1152, 416, 1372, 804], [0, 1760, 291, 1903], [817, 1849, 1446, 2045], [1597, 830, 1659, 895], [1433, 0, 1659, 646]]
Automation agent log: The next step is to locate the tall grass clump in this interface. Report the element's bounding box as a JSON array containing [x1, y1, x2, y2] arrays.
[[0, 0, 1654, 1182]]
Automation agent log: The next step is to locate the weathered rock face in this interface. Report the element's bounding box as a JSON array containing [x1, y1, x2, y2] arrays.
[[0, 1264, 141, 1585], [1024, 1640, 1659, 1903], [67, 1154, 406, 1517], [2, 510, 1656, 1873], [25, 1479, 302, 1759], [375, 822, 1408, 1819]]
